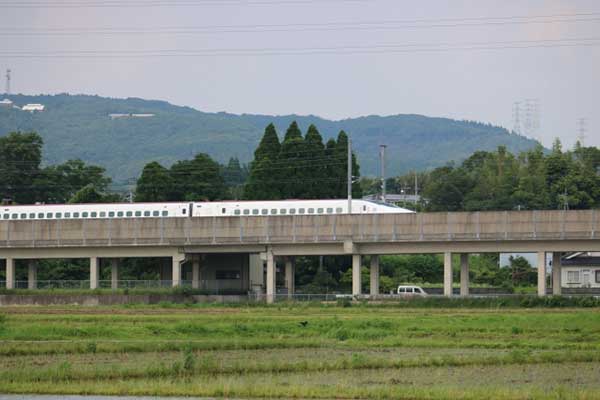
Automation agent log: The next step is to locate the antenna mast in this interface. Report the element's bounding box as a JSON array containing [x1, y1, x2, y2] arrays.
[[379, 144, 387, 203]]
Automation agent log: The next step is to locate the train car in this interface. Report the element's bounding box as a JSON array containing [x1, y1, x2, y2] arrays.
[[0, 199, 413, 221]]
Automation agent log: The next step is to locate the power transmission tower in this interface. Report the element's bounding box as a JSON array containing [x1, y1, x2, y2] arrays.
[[5, 69, 10, 96], [522, 98, 541, 140], [512, 102, 522, 135], [577, 118, 587, 147]]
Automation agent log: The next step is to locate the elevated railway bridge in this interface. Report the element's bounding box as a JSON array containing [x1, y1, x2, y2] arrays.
[[0, 210, 599, 302]]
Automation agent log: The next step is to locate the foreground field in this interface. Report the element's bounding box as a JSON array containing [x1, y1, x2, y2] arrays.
[[1, 304, 599, 399]]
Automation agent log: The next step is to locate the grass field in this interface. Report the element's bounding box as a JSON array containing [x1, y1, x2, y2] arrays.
[[1, 303, 599, 399]]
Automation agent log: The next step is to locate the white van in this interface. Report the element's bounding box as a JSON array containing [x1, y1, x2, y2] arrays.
[[397, 285, 427, 297]]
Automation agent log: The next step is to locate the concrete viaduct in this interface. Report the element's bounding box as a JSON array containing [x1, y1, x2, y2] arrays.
[[1, 209, 599, 302]]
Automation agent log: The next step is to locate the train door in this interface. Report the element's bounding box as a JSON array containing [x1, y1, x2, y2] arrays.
[[583, 270, 591, 287]]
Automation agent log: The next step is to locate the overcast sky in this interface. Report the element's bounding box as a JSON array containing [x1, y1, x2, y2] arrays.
[[1, 0, 598, 148]]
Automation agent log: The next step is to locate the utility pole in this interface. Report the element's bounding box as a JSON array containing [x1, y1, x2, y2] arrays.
[[347, 135, 352, 214], [379, 144, 387, 203]]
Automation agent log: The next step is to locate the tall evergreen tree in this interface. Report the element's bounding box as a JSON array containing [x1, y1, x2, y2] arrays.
[[333, 131, 362, 198], [323, 138, 338, 198], [304, 124, 326, 198], [279, 121, 307, 198], [244, 123, 282, 200]]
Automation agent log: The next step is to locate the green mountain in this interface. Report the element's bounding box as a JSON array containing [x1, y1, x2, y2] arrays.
[[0, 94, 539, 183]]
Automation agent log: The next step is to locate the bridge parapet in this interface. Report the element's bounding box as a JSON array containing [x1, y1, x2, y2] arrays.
[[0, 210, 596, 249]]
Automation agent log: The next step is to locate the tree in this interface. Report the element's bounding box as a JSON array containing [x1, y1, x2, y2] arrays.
[[279, 121, 306, 198], [68, 183, 120, 204], [244, 124, 282, 200], [0, 132, 43, 204], [303, 124, 326, 198], [509, 256, 536, 286], [41, 159, 112, 203], [135, 161, 173, 202], [333, 131, 362, 199], [170, 153, 227, 201]]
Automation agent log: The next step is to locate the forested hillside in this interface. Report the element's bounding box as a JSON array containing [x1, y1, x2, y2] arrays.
[[0, 93, 539, 181]]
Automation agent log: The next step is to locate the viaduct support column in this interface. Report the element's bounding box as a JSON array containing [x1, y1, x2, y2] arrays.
[[110, 259, 119, 290], [285, 257, 294, 299], [172, 253, 185, 287], [6, 258, 15, 289], [90, 257, 99, 289], [444, 252, 453, 297], [370, 255, 380, 296], [192, 256, 201, 289], [460, 254, 469, 297], [352, 254, 362, 296], [552, 252, 562, 296], [537, 251, 547, 297], [28, 260, 37, 290], [266, 249, 276, 304]]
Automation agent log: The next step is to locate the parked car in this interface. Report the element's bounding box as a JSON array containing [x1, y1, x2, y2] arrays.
[[397, 285, 427, 296]]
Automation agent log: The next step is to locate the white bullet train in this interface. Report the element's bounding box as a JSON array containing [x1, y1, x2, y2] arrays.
[[0, 199, 413, 221]]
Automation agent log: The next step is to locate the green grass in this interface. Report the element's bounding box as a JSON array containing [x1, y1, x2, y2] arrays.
[[1, 305, 599, 399]]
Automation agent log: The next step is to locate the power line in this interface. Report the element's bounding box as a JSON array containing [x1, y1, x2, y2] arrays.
[[2, 13, 599, 36], [0, 0, 367, 8], [2, 37, 599, 59]]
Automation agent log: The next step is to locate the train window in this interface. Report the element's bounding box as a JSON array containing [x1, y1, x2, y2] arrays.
[[182, 208, 187, 215], [11, 213, 17, 219], [336, 207, 343, 213], [252, 209, 259, 215], [117, 211, 124, 217], [289, 208, 296, 214], [82, 212, 88, 218], [162, 211, 168, 217], [270, 209, 277, 215], [280, 209, 287, 215], [298, 208, 305, 214], [108, 211, 115, 217], [363, 205, 367, 211], [135, 211, 141, 217], [64, 212, 71, 218], [261, 209, 268, 215], [91, 212, 97, 218], [153, 211, 159, 217], [2, 214, 8, 220], [317, 208, 324, 214], [234, 209, 241, 215], [144, 211, 150, 217], [38, 213, 44, 218], [308, 208, 315, 214], [47, 213, 54, 218], [126, 211, 133, 217], [222, 208, 226, 214], [20, 213, 26, 219], [243, 209, 250, 215], [56, 213, 62, 218], [73, 212, 80, 218], [29, 213, 35, 219], [327, 208, 333, 214], [100, 211, 106, 217]]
